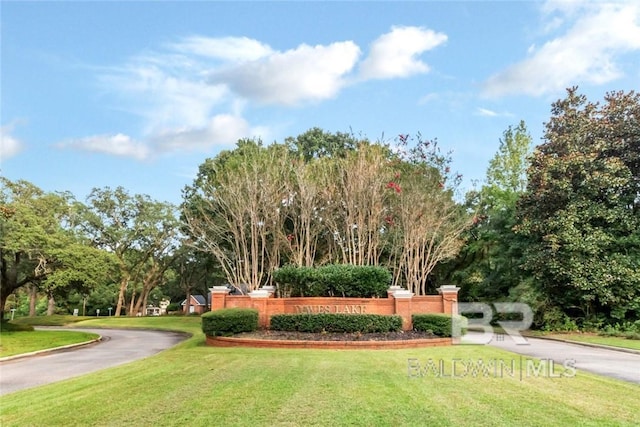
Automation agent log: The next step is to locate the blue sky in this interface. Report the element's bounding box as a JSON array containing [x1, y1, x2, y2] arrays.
[[2, 1, 639, 205]]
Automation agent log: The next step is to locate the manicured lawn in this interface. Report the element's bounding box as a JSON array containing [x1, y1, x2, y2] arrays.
[[0, 330, 99, 357], [545, 333, 640, 351], [10, 314, 95, 326], [0, 316, 638, 426]]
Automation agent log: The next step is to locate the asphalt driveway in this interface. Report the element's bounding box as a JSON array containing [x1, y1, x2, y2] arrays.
[[0, 328, 187, 396], [464, 332, 640, 384]]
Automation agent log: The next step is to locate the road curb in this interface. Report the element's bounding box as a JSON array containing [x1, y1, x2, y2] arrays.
[[0, 336, 103, 363], [524, 334, 640, 355]]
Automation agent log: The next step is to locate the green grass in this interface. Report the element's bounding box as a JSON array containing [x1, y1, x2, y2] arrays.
[[0, 316, 638, 426], [0, 330, 99, 357], [10, 314, 95, 326], [545, 333, 640, 351]]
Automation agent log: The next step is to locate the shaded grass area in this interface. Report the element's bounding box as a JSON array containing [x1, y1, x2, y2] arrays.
[[545, 333, 640, 351], [10, 315, 95, 326], [0, 330, 99, 357], [1, 317, 638, 426]]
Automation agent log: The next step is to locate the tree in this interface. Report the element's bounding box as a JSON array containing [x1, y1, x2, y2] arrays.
[[285, 127, 358, 161], [516, 88, 640, 326], [386, 135, 473, 294], [0, 178, 113, 318], [128, 199, 180, 316], [183, 141, 291, 292], [81, 187, 179, 316], [183, 129, 471, 296], [438, 122, 533, 302], [320, 143, 395, 266], [280, 157, 328, 267]]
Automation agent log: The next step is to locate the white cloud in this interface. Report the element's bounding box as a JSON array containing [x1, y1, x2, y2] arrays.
[[169, 36, 274, 62], [483, 1, 640, 97], [475, 108, 498, 117], [101, 60, 229, 133], [59, 134, 151, 160], [358, 26, 447, 80], [474, 107, 514, 118], [210, 41, 361, 105], [0, 125, 24, 160], [152, 114, 259, 153], [67, 29, 445, 160]]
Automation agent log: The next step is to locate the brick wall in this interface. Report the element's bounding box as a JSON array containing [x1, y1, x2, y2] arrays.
[[209, 285, 460, 331]]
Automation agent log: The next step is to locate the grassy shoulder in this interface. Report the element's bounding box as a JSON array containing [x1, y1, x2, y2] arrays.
[[3, 315, 200, 357], [1, 317, 639, 426], [0, 330, 99, 357], [542, 333, 640, 351]]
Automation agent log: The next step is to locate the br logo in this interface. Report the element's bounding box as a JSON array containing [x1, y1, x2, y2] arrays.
[[453, 303, 534, 345]]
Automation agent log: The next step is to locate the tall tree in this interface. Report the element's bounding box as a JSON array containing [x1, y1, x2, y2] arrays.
[[438, 122, 532, 301], [0, 178, 112, 317], [387, 135, 472, 294], [183, 140, 290, 292], [183, 129, 471, 296], [321, 143, 395, 266], [516, 88, 640, 326], [81, 187, 179, 316]]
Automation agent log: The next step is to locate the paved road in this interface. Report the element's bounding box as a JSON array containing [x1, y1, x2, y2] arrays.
[[2, 329, 637, 396], [463, 332, 640, 384], [0, 328, 187, 396]]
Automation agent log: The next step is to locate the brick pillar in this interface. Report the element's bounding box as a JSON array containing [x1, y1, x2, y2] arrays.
[[387, 285, 402, 298], [210, 286, 231, 311], [437, 285, 461, 315], [249, 289, 272, 328], [392, 289, 414, 331]]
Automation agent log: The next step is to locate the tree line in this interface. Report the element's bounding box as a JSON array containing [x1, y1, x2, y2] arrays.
[[1, 88, 638, 330]]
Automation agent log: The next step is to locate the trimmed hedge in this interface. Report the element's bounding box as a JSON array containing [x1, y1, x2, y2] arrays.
[[0, 320, 34, 332], [201, 308, 259, 336], [412, 314, 467, 337], [272, 264, 391, 298], [270, 313, 402, 333]]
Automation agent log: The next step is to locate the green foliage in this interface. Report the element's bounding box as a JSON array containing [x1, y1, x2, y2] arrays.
[[285, 127, 358, 161], [183, 129, 468, 296], [272, 264, 391, 297], [0, 178, 115, 317], [434, 122, 532, 302], [201, 308, 258, 336], [269, 313, 402, 333], [412, 314, 467, 337], [516, 88, 640, 325], [0, 320, 34, 332], [599, 320, 640, 339], [166, 303, 181, 312], [81, 186, 180, 316]]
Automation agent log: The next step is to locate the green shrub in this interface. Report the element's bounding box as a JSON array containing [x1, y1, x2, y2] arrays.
[[201, 308, 259, 336], [166, 303, 181, 312], [270, 313, 402, 333], [412, 314, 467, 337], [0, 320, 34, 332], [273, 264, 391, 298]]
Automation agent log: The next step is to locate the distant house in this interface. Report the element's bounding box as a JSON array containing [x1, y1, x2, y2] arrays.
[[181, 294, 210, 314], [144, 299, 171, 316]]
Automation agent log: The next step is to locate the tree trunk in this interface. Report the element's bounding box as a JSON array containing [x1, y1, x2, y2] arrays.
[[29, 285, 38, 317], [47, 293, 56, 315], [184, 291, 191, 314], [0, 292, 8, 320], [128, 287, 136, 316], [114, 276, 128, 316]]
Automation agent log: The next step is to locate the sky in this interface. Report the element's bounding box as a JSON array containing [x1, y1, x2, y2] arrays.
[[2, 1, 639, 205]]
